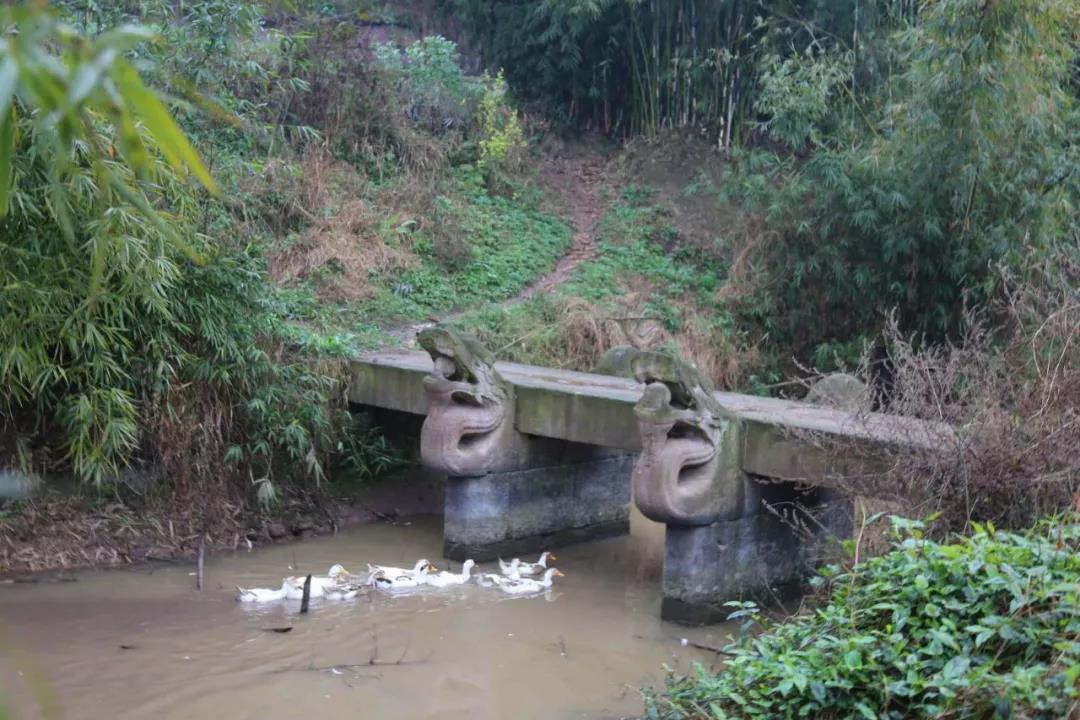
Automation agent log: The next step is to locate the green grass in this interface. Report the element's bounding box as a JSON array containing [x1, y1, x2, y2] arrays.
[[451, 185, 748, 374], [571, 197, 721, 312], [362, 167, 571, 324]]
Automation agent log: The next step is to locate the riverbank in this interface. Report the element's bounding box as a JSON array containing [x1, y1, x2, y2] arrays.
[[647, 516, 1080, 719], [0, 470, 444, 578]]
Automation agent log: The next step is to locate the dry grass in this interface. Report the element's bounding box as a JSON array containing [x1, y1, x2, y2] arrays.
[[2, 364, 355, 578], [0, 492, 248, 574], [812, 260, 1080, 533], [556, 296, 666, 366], [547, 290, 757, 388], [0, 481, 360, 576], [267, 151, 418, 302], [0, 383, 268, 575], [715, 215, 773, 303]]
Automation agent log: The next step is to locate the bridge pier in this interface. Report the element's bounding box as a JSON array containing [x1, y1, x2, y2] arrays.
[[660, 481, 851, 624], [414, 328, 634, 561], [627, 351, 853, 624], [443, 445, 633, 561]]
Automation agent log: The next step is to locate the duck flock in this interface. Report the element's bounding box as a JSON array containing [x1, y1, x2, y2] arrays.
[[236, 552, 562, 603]]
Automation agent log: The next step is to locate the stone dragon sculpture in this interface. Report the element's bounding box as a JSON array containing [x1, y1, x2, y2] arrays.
[[417, 326, 519, 476], [627, 350, 735, 525]]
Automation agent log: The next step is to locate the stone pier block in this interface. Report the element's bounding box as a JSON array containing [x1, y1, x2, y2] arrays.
[[661, 512, 805, 625], [661, 483, 853, 625], [443, 453, 635, 561]]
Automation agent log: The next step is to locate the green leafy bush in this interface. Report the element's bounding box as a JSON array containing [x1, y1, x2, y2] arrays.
[[374, 35, 479, 136], [477, 70, 525, 192], [0, 5, 379, 496], [726, 0, 1079, 364], [754, 49, 853, 152], [648, 517, 1080, 719]]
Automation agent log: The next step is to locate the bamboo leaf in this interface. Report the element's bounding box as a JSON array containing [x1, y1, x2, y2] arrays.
[[115, 106, 150, 174], [85, 219, 110, 312], [106, 173, 206, 266], [91, 24, 156, 55], [111, 59, 218, 193], [66, 47, 117, 108], [0, 106, 15, 216], [0, 55, 18, 115]]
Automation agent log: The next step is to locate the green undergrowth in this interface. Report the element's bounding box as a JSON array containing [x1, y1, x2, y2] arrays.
[[453, 186, 755, 387], [648, 517, 1080, 720], [1, 0, 560, 516], [361, 168, 571, 324]]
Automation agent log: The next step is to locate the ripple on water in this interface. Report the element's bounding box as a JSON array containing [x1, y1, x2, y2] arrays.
[[0, 517, 730, 720]]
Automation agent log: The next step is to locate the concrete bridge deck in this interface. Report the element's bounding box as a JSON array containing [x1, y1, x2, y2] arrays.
[[350, 350, 950, 481]]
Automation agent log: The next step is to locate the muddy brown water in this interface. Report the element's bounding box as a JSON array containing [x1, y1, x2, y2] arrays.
[[0, 516, 732, 720]]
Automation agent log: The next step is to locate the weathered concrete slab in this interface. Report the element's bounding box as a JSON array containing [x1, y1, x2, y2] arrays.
[[350, 353, 430, 416], [351, 351, 643, 448], [350, 351, 951, 479]]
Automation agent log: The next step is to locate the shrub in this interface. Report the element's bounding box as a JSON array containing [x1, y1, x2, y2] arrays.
[[477, 70, 526, 193], [795, 253, 1080, 534], [0, 5, 381, 501], [374, 35, 479, 138], [726, 0, 1080, 366], [648, 516, 1080, 720]]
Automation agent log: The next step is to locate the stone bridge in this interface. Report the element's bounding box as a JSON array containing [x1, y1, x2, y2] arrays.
[[350, 328, 949, 623]]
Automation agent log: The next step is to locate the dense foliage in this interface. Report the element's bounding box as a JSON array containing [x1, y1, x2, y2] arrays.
[[0, 11, 369, 509], [0, 0, 570, 507], [450, 0, 1079, 371], [445, 0, 917, 145], [650, 517, 1080, 719], [725, 0, 1080, 364]]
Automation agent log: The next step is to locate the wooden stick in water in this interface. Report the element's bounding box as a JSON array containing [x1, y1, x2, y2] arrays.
[[300, 574, 312, 614], [196, 537, 205, 591]]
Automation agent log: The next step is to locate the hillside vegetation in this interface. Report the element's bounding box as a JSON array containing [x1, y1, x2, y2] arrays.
[[452, 1, 1080, 717], [0, 1, 569, 567]]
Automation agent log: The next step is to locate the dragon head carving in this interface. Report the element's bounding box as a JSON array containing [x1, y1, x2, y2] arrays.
[[630, 350, 733, 525], [417, 327, 515, 476]]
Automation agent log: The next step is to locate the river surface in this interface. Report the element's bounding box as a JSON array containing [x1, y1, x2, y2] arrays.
[[0, 516, 730, 720]]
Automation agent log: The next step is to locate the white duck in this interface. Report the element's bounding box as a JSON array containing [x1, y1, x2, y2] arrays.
[[474, 572, 507, 588], [497, 558, 521, 578], [499, 551, 556, 577], [371, 570, 429, 592], [495, 568, 564, 595], [283, 564, 352, 599], [236, 579, 290, 602], [322, 583, 364, 601], [370, 559, 439, 592], [365, 559, 438, 584], [426, 559, 475, 588]]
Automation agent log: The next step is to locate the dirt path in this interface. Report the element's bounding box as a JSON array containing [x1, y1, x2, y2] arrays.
[[387, 149, 609, 346], [515, 153, 606, 300]]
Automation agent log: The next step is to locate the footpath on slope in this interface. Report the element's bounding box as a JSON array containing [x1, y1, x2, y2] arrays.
[[387, 147, 610, 346], [515, 150, 605, 300]]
